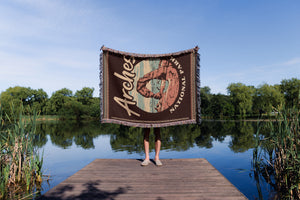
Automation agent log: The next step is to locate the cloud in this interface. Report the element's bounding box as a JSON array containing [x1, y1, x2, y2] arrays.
[[0, 0, 109, 48], [0, 1, 104, 95], [282, 57, 300, 66]]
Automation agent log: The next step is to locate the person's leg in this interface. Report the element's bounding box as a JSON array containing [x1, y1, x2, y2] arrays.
[[143, 128, 150, 161], [154, 128, 161, 161]]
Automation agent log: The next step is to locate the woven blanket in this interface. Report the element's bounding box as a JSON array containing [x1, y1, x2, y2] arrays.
[[99, 46, 201, 127]]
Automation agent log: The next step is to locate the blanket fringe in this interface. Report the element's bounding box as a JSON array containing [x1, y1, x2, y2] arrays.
[[101, 46, 199, 58], [101, 119, 197, 128], [99, 49, 104, 123], [196, 52, 202, 125]]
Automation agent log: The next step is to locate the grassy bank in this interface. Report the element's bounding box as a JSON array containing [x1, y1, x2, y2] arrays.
[[25, 115, 99, 122], [35, 115, 59, 121], [0, 105, 44, 199]]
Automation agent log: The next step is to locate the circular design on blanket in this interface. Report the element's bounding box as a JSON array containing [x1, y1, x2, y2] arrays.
[[129, 59, 180, 113]]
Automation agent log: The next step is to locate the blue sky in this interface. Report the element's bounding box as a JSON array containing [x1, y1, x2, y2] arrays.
[[0, 0, 299, 97]]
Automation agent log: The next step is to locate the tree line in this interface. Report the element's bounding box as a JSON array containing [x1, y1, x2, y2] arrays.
[[0, 77, 299, 120], [201, 78, 300, 119], [0, 87, 100, 121]]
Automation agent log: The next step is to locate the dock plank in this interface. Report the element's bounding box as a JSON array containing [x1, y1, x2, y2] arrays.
[[41, 159, 247, 200]]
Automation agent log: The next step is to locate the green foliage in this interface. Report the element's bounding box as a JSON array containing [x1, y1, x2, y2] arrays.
[[252, 107, 300, 199], [209, 94, 234, 119], [253, 84, 284, 116], [45, 88, 73, 114], [0, 105, 44, 199], [75, 87, 94, 105], [43, 87, 99, 120], [199, 78, 299, 119], [200, 86, 212, 116], [31, 89, 48, 114], [87, 98, 101, 118], [1, 78, 299, 120], [0, 86, 48, 119], [59, 99, 86, 121], [280, 78, 300, 108], [227, 83, 255, 118]]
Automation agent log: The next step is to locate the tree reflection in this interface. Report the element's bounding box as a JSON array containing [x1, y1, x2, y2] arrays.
[[161, 125, 200, 151], [34, 121, 114, 149], [110, 126, 144, 153], [32, 120, 268, 153], [229, 121, 256, 153]]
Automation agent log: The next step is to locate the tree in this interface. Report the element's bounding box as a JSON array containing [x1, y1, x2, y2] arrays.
[[31, 89, 48, 114], [253, 83, 284, 116], [75, 87, 94, 105], [280, 78, 300, 108], [46, 88, 73, 114], [200, 86, 212, 116], [227, 83, 255, 118], [59, 99, 86, 121], [209, 94, 234, 119], [0, 86, 48, 117], [87, 98, 100, 119]]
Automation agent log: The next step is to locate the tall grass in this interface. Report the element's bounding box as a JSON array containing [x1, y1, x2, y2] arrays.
[[0, 104, 44, 200], [253, 107, 300, 199]]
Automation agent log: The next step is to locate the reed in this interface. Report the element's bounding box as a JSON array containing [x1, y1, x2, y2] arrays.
[[253, 107, 300, 199], [0, 103, 44, 200]]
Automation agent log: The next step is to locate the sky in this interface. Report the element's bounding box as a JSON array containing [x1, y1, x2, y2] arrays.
[[0, 0, 300, 97]]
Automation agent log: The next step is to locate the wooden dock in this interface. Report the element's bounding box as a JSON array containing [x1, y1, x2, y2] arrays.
[[41, 159, 247, 200]]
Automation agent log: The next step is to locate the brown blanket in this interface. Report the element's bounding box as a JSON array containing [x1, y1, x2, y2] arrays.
[[99, 46, 201, 127]]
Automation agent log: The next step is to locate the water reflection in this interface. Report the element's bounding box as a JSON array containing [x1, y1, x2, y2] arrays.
[[34, 121, 113, 149], [229, 121, 256, 152], [34, 120, 259, 153], [33, 120, 276, 199]]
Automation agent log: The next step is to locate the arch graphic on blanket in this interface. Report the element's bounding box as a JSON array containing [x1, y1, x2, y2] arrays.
[[129, 59, 180, 113]]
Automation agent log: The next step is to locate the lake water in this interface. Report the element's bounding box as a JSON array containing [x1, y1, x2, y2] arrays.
[[35, 120, 276, 199]]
